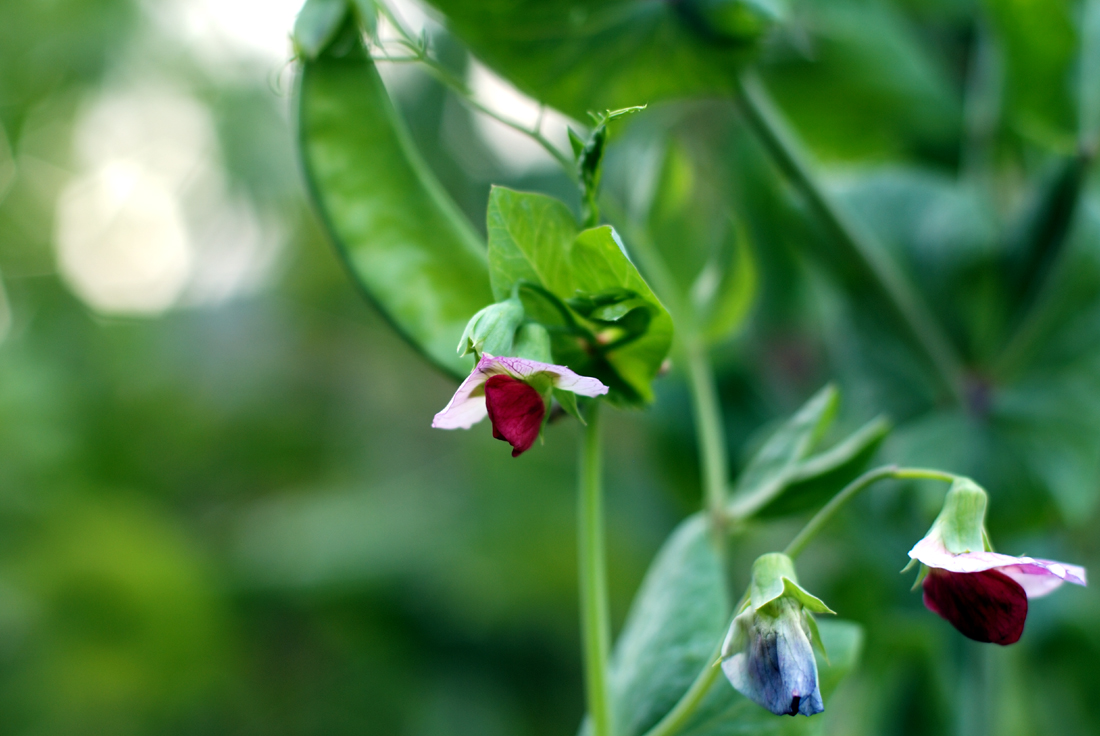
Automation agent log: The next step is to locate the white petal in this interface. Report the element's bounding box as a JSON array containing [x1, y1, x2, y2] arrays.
[[431, 365, 491, 430]]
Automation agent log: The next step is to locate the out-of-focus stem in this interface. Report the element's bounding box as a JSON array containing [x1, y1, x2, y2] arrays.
[[579, 402, 613, 736], [735, 73, 965, 405], [683, 334, 730, 534]]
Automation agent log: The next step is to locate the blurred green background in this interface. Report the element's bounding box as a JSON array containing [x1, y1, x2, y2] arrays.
[[1, 0, 1099, 734]]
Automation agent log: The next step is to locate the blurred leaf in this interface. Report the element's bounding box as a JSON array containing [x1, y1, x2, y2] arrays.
[[1002, 154, 1089, 331], [424, 0, 772, 118], [487, 186, 673, 403], [293, 0, 350, 59], [760, 0, 961, 161], [832, 167, 1000, 362], [1081, 0, 1100, 146], [297, 26, 493, 379], [693, 217, 757, 345], [678, 619, 863, 736], [727, 385, 839, 519], [986, 0, 1076, 147], [607, 514, 728, 736], [756, 415, 891, 518]]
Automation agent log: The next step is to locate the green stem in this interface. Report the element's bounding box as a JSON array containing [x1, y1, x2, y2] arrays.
[[735, 73, 965, 405], [641, 465, 958, 736], [683, 335, 730, 530], [642, 646, 723, 736], [600, 204, 730, 530], [784, 466, 956, 559], [579, 402, 614, 736]]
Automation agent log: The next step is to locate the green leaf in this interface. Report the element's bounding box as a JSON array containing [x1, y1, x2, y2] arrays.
[[423, 0, 773, 119], [1003, 155, 1089, 332], [680, 619, 863, 736], [607, 514, 729, 736], [487, 186, 673, 404], [754, 416, 891, 519], [1081, 0, 1100, 146], [726, 385, 839, 519], [692, 217, 757, 345], [349, 0, 378, 38], [986, 0, 1077, 147], [759, 0, 961, 161], [293, 0, 349, 59], [297, 27, 493, 380]]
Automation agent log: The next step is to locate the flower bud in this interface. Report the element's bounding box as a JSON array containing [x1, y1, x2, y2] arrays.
[[720, 553, 832, 717], [457, 297, 525, 358]]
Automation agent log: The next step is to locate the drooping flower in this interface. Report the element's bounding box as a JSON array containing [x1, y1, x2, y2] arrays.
[[907, 477, 1087, 645], [721, 553, 833, 717], [432, 353, 608, 456]]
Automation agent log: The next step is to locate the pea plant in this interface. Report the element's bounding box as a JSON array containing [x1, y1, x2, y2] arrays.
[[291, 1, 1093, 733]]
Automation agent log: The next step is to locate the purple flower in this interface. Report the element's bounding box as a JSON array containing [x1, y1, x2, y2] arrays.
[[720, 553, 832, 717], [908, 534, 1087, 645], [432, 353, 608, 456]]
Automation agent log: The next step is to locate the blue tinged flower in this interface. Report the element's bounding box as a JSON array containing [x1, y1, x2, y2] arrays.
[[720, 553, 833, 717]]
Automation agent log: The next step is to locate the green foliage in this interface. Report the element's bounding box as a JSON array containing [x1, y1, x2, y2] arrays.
[[293, 0, 350, 59], [608, 515, 728, 736], [296, 25, 493, 379], [486, 186, 673, 404], [679, 620, 863, 736], [423, 0, 773, 118]]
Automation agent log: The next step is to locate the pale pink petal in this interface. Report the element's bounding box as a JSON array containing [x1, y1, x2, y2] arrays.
[[998, 561, 1087, 599], [432, 354, 607, 429], [487, 354, 609, 397], [909, 535, 1087, 599], [431, 368, 491, 430], [908, 535, 1022, 573]]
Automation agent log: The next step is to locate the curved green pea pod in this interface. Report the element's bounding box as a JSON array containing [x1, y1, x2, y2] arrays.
[[296, 26, 493, 380]]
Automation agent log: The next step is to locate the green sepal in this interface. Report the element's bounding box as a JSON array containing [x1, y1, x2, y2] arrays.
[[457, 298, 525, 357], [805, 611, 828, 661], [781, 578, 835, 615], [568, 128, 586, 159], [554, 388, 585, 424], [293, 0, 350, 59], [929, 477, 989, 554], [748, 553, 834, 614], [909, 564, 930, 592]]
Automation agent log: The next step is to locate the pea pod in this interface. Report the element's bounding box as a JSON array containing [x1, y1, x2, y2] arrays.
[[296, 27, 492, 380]]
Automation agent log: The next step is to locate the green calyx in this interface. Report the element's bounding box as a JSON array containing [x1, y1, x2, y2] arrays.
[[927, 477, 990, 554], [457, 297, 525, 358], [723, 553, 833, 661], [748, 553, 834, 615]]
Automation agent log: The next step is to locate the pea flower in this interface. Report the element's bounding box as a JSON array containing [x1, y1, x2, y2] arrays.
[[432, 353, 608, 456], [721, 553, 833, 717], [907, 477, 1087, 645]]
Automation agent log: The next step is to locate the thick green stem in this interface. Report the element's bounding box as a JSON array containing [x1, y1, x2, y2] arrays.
[[641, 465, 958, 736], [579, 403, 614, 736], [735, 73, 965, 405]]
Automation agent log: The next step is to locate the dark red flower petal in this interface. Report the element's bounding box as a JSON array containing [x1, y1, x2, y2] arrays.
[[484, 374, 545, 457], [922, 567, 1028, 645]]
